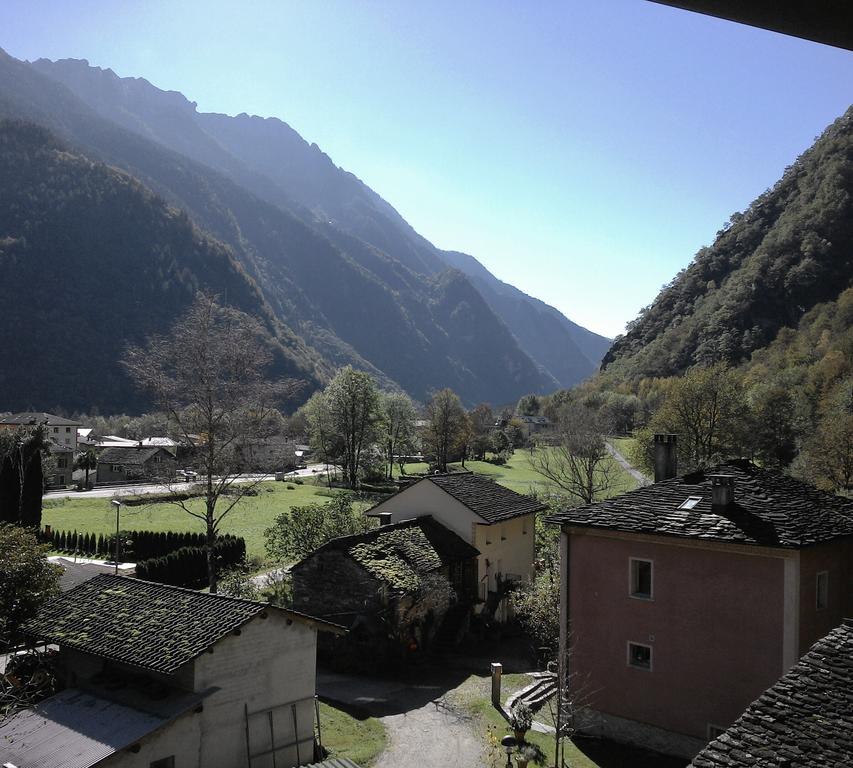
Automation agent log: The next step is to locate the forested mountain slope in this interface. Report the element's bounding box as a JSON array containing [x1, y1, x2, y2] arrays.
[[29, 55, 609, 388], [0, 48, 554, 406], [0, 121, 323, 412], [602, 107, 853, 382]]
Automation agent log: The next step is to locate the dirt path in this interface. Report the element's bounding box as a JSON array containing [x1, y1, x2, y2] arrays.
[[319, 671, 485, 768], [373, 698, 485, 768], [606, 440, 650, 485]]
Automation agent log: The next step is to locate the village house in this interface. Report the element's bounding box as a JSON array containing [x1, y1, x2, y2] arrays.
[[96, 445, 177, 484], [0, 574, 343, 768], [365, 472, 545, 619], [547, 435, 853, 759], [691, 618, 853, 767], [0, 411, 81, 487], [291, 516, 479, 657]]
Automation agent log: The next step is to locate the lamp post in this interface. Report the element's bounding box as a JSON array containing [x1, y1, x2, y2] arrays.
[[110, 499, 122, 574], [501, 735, 517, 768]]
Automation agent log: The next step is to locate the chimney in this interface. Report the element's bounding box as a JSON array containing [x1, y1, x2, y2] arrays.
[[709, 474, 735, 508], [653, 434, 678, 482], [378, 512, 392, 526]]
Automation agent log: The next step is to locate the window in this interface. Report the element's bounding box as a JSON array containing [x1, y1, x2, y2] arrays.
[[629, 558, 653, 599], [816, 571, 829, 610], [53, 427, 59, 433], [66, 427, 71, 433], [149, 758, 175, 768], [57, 458, 67, 468], [628, 642, 652, 670], [111, 464, 123, 472], [678, 496, 702, 510]]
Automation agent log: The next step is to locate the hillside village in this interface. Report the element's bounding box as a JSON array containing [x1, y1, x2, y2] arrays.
[[2, 4, 853, 768]]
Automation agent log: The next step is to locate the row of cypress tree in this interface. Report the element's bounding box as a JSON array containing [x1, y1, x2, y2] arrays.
[[135, 538, 247, 588]]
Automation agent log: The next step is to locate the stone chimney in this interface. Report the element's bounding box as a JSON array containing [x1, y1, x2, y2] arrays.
[[709, 474, 735, 508], [653, 434, 678, 482], [378, 512, 392, 526]]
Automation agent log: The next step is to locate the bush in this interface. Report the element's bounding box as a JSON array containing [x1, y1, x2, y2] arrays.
[[135, 535, 246, 588]]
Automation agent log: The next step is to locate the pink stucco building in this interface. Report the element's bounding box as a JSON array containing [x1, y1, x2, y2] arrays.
[[548, 436, 853, 758]]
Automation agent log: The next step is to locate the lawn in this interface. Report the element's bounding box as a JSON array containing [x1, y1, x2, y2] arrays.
[[42, 480, 348, 562], [397, 447, 638, 498], [318, 701, 387, 766]]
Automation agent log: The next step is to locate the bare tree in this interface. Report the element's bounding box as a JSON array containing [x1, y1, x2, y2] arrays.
[[124, 294, 298, 592], [530, 403, 616, 504], [423, 388, 467, 473], [380, 392, 417, 479]]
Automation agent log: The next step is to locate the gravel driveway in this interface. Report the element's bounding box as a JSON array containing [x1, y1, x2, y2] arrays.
[[318, 670, 486, 768]]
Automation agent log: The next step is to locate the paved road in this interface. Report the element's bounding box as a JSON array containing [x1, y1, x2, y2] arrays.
[[318, 671, 485, 768], [44, 464, 333, 501], [605, 441, 650, 486]]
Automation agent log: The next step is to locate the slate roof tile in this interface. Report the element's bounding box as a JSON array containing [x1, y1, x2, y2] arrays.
[[690, 620, 853, 767], [22, 574, 266, 674], [97, 446, 168, 465], [301, 516, 479, 593], [426, 472, 547, 523], [546, 460, 853, 548]]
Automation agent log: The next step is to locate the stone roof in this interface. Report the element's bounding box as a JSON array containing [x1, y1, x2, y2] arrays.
[[22, 574, 267, 674], [546, 460, 853, 548], [426, 472, 547, 523], [691, 619, 853, 768], [97, 445, 168, 466], [303, 517, 479, 593], [0, 411, 80, 426]]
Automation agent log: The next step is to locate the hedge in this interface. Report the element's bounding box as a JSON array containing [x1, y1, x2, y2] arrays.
[[42, 527, 244, 564], [135, 537, 247, 588]]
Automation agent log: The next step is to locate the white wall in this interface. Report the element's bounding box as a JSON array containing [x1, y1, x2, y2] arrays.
[[369, 480, 482, 543], [102, 611, 318, 768], [473, 513, 535, 594], [369, 480, 536, 598]]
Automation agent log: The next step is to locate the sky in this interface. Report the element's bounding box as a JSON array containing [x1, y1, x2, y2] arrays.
[[2, 1, 852, 337]]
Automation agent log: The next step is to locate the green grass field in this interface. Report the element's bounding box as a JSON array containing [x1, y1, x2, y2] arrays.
[[397, 446, 638, 498], [42, 480, 341, 562], [318, 701, 387, 766]]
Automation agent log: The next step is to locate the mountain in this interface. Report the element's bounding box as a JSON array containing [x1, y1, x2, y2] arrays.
[[28, 56, 609, 388], [0, 120, 324, 412], [0, 49, 560, 408], [601, 106, 853, 383]]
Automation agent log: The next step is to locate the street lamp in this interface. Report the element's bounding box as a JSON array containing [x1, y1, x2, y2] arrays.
[[110, 499, 122, 575], [500, 735, 517, 768]]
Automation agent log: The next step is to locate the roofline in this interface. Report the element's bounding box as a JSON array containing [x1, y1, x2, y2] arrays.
[[556, 523, 853, 551]]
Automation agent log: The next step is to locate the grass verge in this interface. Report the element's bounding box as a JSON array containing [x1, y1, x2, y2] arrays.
[[318, 701, 387, 767]]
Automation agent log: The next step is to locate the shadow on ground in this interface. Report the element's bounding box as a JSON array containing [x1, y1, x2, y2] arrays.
[[573, 735, 688, 768]]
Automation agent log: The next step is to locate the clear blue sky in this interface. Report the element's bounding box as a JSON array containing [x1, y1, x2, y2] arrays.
[[3, 1, 852, 337]]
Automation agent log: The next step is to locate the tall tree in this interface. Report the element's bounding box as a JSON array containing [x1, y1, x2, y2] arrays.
[[423, 388, 466, 472], [74, 448, 98, 490], [0, 426, 46, 527], [324, 367, 381, 489], [468, 403, 494, 461], [0, 524, 60, 647], [380, 392, 417, 479], [635, 362, 750, 474], [124, 293, 297, 592], [531, 402, 616, 504], [516, 393, 542, 416]]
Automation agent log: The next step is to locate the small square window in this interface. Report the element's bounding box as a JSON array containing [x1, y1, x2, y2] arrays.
[[150, 758, 175, 768], [630, 558, 653, 599], [628, 642, 652, 670], [678, 496, 702, 510], [66, 427, 71, 433], [53, 427, 59, 433], [816, 571, 829, 610]]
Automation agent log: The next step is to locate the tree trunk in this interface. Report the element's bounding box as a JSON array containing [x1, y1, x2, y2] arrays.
[[206, 515, 217, 594]]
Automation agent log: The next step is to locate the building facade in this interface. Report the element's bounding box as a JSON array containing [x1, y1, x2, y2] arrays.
[[548, 442, 853, 758]]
